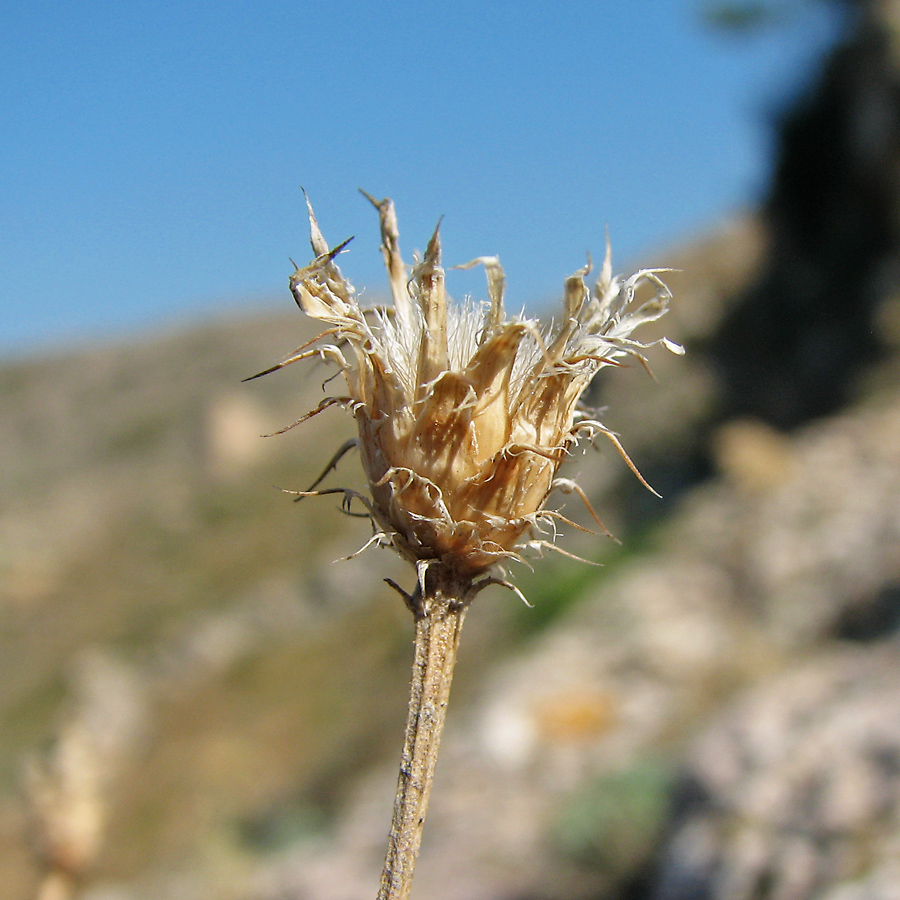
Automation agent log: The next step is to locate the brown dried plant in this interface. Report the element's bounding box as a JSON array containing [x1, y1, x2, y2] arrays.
[[23, 653, 144, 900], [250, 191, 680, 900]]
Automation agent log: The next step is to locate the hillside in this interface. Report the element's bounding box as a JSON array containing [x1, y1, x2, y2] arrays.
[[2, 201, 900, 900]]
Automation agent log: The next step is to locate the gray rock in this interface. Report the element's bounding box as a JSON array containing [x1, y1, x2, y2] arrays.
[[651, 645, 900, 900]]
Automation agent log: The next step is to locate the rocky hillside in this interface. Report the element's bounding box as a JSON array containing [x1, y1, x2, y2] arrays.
[[0, 214, 757, 900], [6, 8, 900, 897], [3, 191, 899, 900]]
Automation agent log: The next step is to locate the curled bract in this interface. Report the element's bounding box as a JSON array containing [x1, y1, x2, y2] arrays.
[[256, 192, 682, 586]]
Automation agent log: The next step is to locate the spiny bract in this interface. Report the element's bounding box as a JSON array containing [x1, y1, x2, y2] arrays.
[[254, 192, 682, 592]]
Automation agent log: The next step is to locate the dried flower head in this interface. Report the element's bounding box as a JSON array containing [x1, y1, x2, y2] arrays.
[[256, 192, 681, 592]]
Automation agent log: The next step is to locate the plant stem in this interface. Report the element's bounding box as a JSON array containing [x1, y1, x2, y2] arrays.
[[377, 573, 468, 900]]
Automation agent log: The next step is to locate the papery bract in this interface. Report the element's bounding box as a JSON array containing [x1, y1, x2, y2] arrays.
[[255, 192, 682, 585]]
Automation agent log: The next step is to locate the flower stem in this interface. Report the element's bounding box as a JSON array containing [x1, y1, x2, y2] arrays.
[[377, 573, 468, 900]]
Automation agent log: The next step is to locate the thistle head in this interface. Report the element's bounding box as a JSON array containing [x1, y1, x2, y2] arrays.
[[260, 192, 681, 594]]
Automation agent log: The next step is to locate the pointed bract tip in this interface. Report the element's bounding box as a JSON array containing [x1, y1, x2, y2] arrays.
[[302, 190, 330, 256], [425, 217, 443, 264], [359, 188, 382, 209], [324, 235, 354, 262], [600, 226, 613, 289]]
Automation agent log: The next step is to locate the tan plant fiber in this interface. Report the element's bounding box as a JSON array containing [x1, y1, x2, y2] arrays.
[[257, 191, 681, 588], [253, 191, 680, 900]]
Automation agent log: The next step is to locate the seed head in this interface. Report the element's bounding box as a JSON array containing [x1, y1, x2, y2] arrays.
[[257, 193, 681, 591]]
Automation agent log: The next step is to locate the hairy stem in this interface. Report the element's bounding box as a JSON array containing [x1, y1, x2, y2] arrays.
[[377, 575, 468, 900]]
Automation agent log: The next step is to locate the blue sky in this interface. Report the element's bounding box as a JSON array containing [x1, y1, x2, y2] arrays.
[[1, 1, 843, 357]]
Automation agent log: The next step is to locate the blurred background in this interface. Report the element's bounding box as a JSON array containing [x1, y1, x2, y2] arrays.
[[3, 1, 900, 899]]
